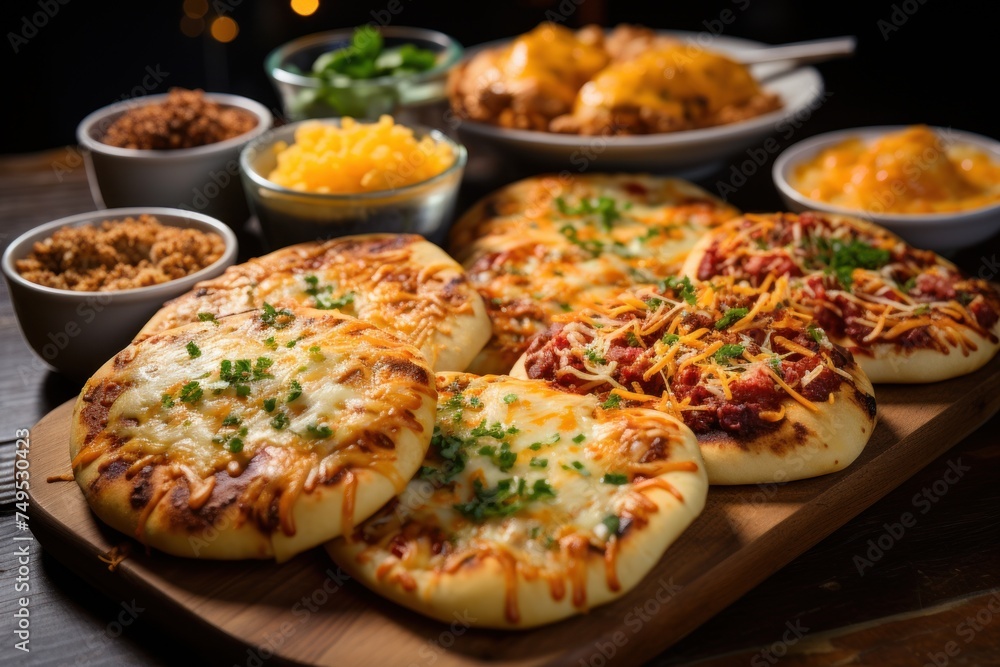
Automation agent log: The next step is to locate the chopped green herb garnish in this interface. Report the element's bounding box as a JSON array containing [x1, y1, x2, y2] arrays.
[[714, 344, 746, 363], [453, 477, 557, 522], [261, 302, 294, 328], [769, 355, 784, 378], [530, 457, 548, 468], [555, 195, 625, 231], [659, 276, 697, 306], [601, 473, 628, 485], [468, 396, 482, 408], [185, 341, 201, 358], [601, 393, 622, 410], [503, 393, 518, 404], [222, 414, 241, 426], [286, 379, 303, 403], [253, 357, 274, 380], [662, 333, 681, 346], [715, 307, 749, 330], [601, 515, 620, 537], [807, 323, 824, 343], [584, 347, 607, 365], [819, 240, 891, 288], [572, 433, 586, 444], [264, 336, 277, 350], [270, 412, 289, 430], [263, 397, 277, 412], [161, 393, 174, 408], [227, 438, 244, 454], [560, 224, 604, 257], [284, 337, 302, 348], [197, 312, 218, 324], [914, 304, 930, 315], [306, 424, 333, 439], [562, 460, 590, 476], [625, 331, 642, 347], [179, 381, 203, 404]]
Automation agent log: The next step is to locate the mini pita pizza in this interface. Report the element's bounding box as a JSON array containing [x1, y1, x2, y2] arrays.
[[140, 234, 492, 372], [71, 306, 437, 562], [682, 212, 1000, 383], [512, 277, 877, 485], [327, 373, 707, 628], [448, 174, 739, 374]]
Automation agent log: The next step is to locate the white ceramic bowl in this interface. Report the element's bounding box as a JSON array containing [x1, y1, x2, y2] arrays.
[[77, 93, 273, 227], [772, 125, 1000, 252], [454, 31, 825, 174], [1, 208, 238, 379]]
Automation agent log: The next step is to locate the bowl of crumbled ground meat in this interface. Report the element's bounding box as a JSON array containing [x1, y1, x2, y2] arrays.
[[2, 208, 237, 378], [77, 89, 272, 227]]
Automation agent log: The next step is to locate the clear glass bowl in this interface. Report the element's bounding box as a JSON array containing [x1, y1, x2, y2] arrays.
[[265, 26, 463, 129], [239, 120, 467, 250]]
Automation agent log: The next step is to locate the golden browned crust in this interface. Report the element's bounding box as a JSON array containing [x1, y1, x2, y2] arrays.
[[138, 234, 492, 372], [327, 373, 708, 628], [448, 174, 739, 374], [71, 307, 437, 561]]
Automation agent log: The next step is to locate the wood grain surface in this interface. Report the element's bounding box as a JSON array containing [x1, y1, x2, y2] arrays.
[[24, 351, 1000, 667]]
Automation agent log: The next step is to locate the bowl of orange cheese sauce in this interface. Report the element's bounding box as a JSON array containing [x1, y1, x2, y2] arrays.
[[774, 125, 1000, 251]]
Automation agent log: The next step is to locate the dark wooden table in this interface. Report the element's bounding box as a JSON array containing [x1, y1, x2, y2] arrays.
[[1, 149, 999, 667]]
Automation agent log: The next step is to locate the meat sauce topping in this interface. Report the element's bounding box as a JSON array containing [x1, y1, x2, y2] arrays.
[[696, 213, 1000, 349], [525, 282, 854, 440]]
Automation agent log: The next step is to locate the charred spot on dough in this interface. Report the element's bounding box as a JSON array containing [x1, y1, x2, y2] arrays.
[[129, 468, 155, 510], [351, 429, 396, 451], [851, 388, 877, 420], [439, 275, 471, 305], [90, 458, 131, 493], [324, 467, 350, 487], [375, 356, 430, 387], [792, 421, 810, 444], [80, 380, 129, 444]]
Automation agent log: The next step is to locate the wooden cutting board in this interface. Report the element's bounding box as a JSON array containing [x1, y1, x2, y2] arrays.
[[27, 355, 1000, 667]]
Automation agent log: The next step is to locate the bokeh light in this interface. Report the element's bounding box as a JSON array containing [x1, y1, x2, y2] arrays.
[[211, 16, 239, 43], [182, 0, 208, 19], [291, 0, 320, 17]]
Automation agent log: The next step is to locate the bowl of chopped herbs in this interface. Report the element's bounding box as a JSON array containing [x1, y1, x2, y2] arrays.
[[266, 25, 463, 126]]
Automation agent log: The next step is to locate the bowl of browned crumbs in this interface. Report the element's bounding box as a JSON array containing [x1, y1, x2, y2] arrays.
[[2, 208, 237, 378], [77, 88, 272, 227]]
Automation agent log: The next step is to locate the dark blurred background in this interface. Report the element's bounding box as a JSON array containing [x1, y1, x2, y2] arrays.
[[1, 0, 997, 156]]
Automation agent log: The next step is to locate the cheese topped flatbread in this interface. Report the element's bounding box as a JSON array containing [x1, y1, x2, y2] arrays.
[[327, 373, 707, 628], [140, 234, 492, 372], [683, 212, 1000, 382], [448, 174, 739, 374], [71, 306, 437, 562]]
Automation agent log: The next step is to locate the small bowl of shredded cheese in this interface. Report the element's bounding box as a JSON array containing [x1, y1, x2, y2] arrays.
[[240, 115, 466, 248]]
